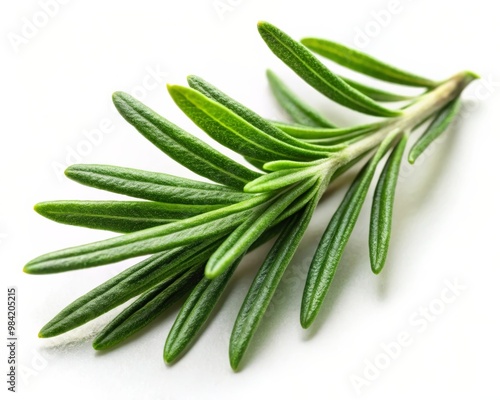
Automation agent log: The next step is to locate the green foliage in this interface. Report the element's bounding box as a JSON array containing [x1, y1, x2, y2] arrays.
[[257, 22, 403, 117], [408, 98, 461, 163], [301, 37, 438, 88], [25, 21, 477, 370], [370, 133, 409, 274]]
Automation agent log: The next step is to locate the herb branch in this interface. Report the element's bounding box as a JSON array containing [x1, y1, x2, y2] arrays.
[[24, 21, 478, 370]]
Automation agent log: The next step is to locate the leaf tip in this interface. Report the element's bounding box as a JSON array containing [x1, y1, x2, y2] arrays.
[[465, 70, 480, 80], [204, 263, 221, 280], [167, 84, 186, 99], [111, 91, 128, 106], [186, 75, 200, 86], [23, 263, 34, 274], [300, 315, 313, 329], [257, 20, 274, 35], [92, 339, 106, 351], [38, 320, 61, 338], [371, 262, 384, 275], [37, 323, 59, 338], [229, 350, 242, 371], [408, 152, 416, 164], [163, 350, 174, 364], [242, 181, 259, 193], [299, 37, 313, 46], [300, 305, 316, 329], [163, 339, 178, 364]]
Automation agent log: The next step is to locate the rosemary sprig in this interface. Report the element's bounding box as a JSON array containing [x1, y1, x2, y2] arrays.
[[25, 21, 478, 370]]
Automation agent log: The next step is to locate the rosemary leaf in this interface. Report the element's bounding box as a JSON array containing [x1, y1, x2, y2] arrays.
[[257, 22, 402, 117], [266, 69, 336, 127], [164, 258, 241, 363], [168, 85, 330, 161], [244, 165, 323, 193], [34, 200, 222, 233], [38, 240, 220, 338], [274, 180, 321, 224], [113, 91, 260, 189], [65, 164, 253, 205], [408, 98, 461, 163], [206, 178, 317, 278], [272, 121, 381, 140], [301, 37, 438, 88], [230, 195, 319, 369], [301, 131, 400, 328], [340, 76, 414, 102], [24, 194, 274, 274], [187, 75, 332, 153], [263, 159, 324, 172], [370, 133, 409, 274], [93, 266, 204, 350]]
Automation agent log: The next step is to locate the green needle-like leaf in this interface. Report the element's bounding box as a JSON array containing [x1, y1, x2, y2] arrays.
[[168, 84, 330, 162], [301, 131, 400, 328], [187, 75, 334, 153], [164, 258, 241, 363], [38, 240, 220, 338], [244, 164, 324, 193], [65, 164, 251, 205], [164, 218, 289, 363], [340, 76, 415, 102], [263, 159, 324, 171], [370, 133, 409, 274], [408, 98, 461, 163], [266, 69, 336, 127], [272, 121, 381, 140], [257, 22, 402, 117], [113, 91, 260, 189], [230, 195, 319, 370], [93, 266, 204, 350], [34, 200, 221, 233], [206, 178, 317, 278], [274, 182, 319, 224], [301, 37, 438, 88], [24, 194, 273, 274]]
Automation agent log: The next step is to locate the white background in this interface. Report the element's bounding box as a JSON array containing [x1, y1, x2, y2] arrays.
[[2, 0, 499, 399]]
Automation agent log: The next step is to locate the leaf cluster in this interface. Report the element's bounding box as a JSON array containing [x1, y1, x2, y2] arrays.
[[25, 22, 476, 370]]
